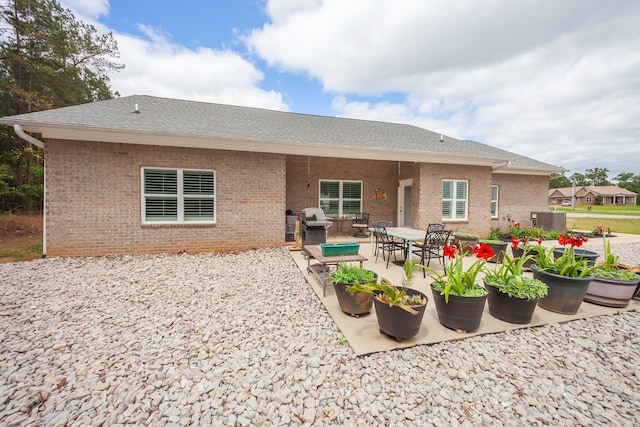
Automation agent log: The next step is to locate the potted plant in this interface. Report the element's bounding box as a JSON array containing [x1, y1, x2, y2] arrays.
[[451, 231, 479, 255], [479, 238, 508, 263], [330, 262, 376, 317], [585, 238, 640, 308], [483, 252, 548, 324], [426, 243, 492, 333], [531, 234, 595, 314], [510, 235, 542, 270], [551, 233, 599, 266], [347, 260, 428, 341]]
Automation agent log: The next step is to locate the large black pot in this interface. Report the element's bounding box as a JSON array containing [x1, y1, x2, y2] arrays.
[[373, 288, 427, 341], [552, 248, 599, 266], [532, 264, 592, 314], [584, 276, 640, 308], [485, 282, 538, 324], [431, 285, 487, 333]]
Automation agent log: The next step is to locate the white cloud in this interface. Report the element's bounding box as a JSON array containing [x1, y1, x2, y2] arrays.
[[60, 0, 109, 19], [247, 0, 640, 176], [110, 25, 288, 110]]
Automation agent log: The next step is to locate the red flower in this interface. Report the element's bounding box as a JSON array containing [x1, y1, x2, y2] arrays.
[[534, 237, 542, 244], [443, 244, 457, 259], [511, 235, 519, 249], [571, 237, 583, 248], [473, 243, 494, 261], [558, 234, 569, 246]]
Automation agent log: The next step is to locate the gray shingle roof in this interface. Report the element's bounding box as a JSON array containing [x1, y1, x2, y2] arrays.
[[0, 94, 564, 173]]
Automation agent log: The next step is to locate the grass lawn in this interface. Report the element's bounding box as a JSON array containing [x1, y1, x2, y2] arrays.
[[566, 217, 640, 235], [554, 205, 640, 215]]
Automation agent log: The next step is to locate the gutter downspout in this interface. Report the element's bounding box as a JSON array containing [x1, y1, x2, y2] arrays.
[[492, 159, 512, 171], [13, 124, 46, 257]]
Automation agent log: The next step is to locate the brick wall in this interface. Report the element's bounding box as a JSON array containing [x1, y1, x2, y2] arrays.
[[491, 173, 551, 231], [45, 140, 286, 257]]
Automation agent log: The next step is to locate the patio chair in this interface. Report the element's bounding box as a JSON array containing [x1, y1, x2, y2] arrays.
[[372, 220, 393, 256], [426, 223, 446, 233], [351, 212, 370, 238], [412, 229, 451, 277], [376, 226, 406, 268]]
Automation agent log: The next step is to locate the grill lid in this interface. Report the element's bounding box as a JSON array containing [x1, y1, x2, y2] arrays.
[[301, 207, 327, 221]]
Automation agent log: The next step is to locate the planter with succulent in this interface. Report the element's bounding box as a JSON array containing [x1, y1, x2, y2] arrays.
[[427, 243, 492, 333], [531, 235, 594, 314], [483, 252, 548, 324], [330, 262, 377, 317], [479, 239, 508, 263], [584, 238, 640, 308], [347, 260, 428, 341]]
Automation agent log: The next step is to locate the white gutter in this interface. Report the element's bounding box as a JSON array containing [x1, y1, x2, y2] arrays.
[[13, 123, 46, 256], [14, 124, 45, 149], [492, 159, 512, 171]]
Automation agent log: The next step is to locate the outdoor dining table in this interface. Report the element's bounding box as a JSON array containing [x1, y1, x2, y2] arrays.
[[369, 226, 427, 265]]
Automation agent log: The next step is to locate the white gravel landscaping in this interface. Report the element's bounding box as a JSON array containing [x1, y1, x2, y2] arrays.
[[1, 246, 639, 426]]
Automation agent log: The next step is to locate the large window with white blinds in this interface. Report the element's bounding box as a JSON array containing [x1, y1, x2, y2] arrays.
[[142, 168, 215, 224], [319, 180, 362, 218], [442, 179, 468, 220]]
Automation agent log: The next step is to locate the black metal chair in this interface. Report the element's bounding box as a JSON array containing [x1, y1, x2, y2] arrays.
[[372, 220, 393, 255], [412, 229, 451, 277], [351, 212, 370, 238], [375, 226, 406, 268], [426, 223, 446, 233]]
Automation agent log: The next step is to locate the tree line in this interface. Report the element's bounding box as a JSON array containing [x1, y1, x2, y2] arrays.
[[0, 0, 121, 213]]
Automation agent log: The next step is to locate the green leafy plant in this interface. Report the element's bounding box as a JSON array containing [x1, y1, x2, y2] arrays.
[[346, 260, 426, 314], [427, 243, 493, 302], [452, 231, 479, 239], [533, 235, 593, 278], [330, 262, 376, 285], [479, 239, 506, 245], [592, 238, 639, 281], [483, 252, 548, 300]]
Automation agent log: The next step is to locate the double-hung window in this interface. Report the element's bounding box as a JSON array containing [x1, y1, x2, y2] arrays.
[[442, 179, 468, 220], [319, 180, 362, 218], [142, 168, 216, 224], [490, 185, 499, 218]]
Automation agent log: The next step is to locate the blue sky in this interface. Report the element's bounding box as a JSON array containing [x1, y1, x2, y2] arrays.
[[62, 0, 640, 179]]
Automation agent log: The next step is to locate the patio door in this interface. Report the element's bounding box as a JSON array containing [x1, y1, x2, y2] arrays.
[[397, 179, 412, 227]]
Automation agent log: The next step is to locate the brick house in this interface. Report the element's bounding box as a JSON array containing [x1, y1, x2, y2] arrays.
[[549, 186, 637, 206], [0, 95, 564, 257]]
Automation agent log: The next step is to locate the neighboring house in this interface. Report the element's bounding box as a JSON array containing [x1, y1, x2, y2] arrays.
[[549, 186, 637, 206], [0, 95, 564, 257]]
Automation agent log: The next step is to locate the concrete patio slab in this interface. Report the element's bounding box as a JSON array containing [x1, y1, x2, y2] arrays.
[[289, 233, 640, 356]]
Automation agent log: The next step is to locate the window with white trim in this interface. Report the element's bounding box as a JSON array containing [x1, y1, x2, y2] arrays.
[[490, 185, 499, 218], [319, 180, 362, 218], [142, 168, 216, 223], [442, 179, 468, 220]]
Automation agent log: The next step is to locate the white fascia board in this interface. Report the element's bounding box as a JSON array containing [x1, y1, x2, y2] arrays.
[[28, 124, 504, 167]]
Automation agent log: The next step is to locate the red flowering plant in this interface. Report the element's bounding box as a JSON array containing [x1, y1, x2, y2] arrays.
[[427, 243, 494, 302], [533, 234, 593, 278]]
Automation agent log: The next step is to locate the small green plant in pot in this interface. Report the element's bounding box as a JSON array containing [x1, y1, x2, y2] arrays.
[[347, 260, 428, 341], [531, 235, 594, 314], [426, 243, 492, 332], [585, 238, 640, 308], [330, 262, 377, 317], [483, 252, 548, 324]]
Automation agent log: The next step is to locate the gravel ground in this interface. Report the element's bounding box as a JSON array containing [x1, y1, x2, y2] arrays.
[[1, 244, 639, 426]]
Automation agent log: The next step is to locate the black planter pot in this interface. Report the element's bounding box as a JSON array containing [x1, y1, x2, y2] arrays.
[[485, 282, 538, 324], [333, 271, 377, 317], [532, 265, 593, 314], [482, 242, 507, 263], [430, 285, 487, 333], [373, 288, 428, 341], [584, 276, 640, 308], [511, 246, 538, 270], [552, 248, 599, 266]]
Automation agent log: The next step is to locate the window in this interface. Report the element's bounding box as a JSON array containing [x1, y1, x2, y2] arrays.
[[490, 185, 499, 218], [142, 168, 215, 223], [319, 180, 362, 218], [442, 179, 468, 220]]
